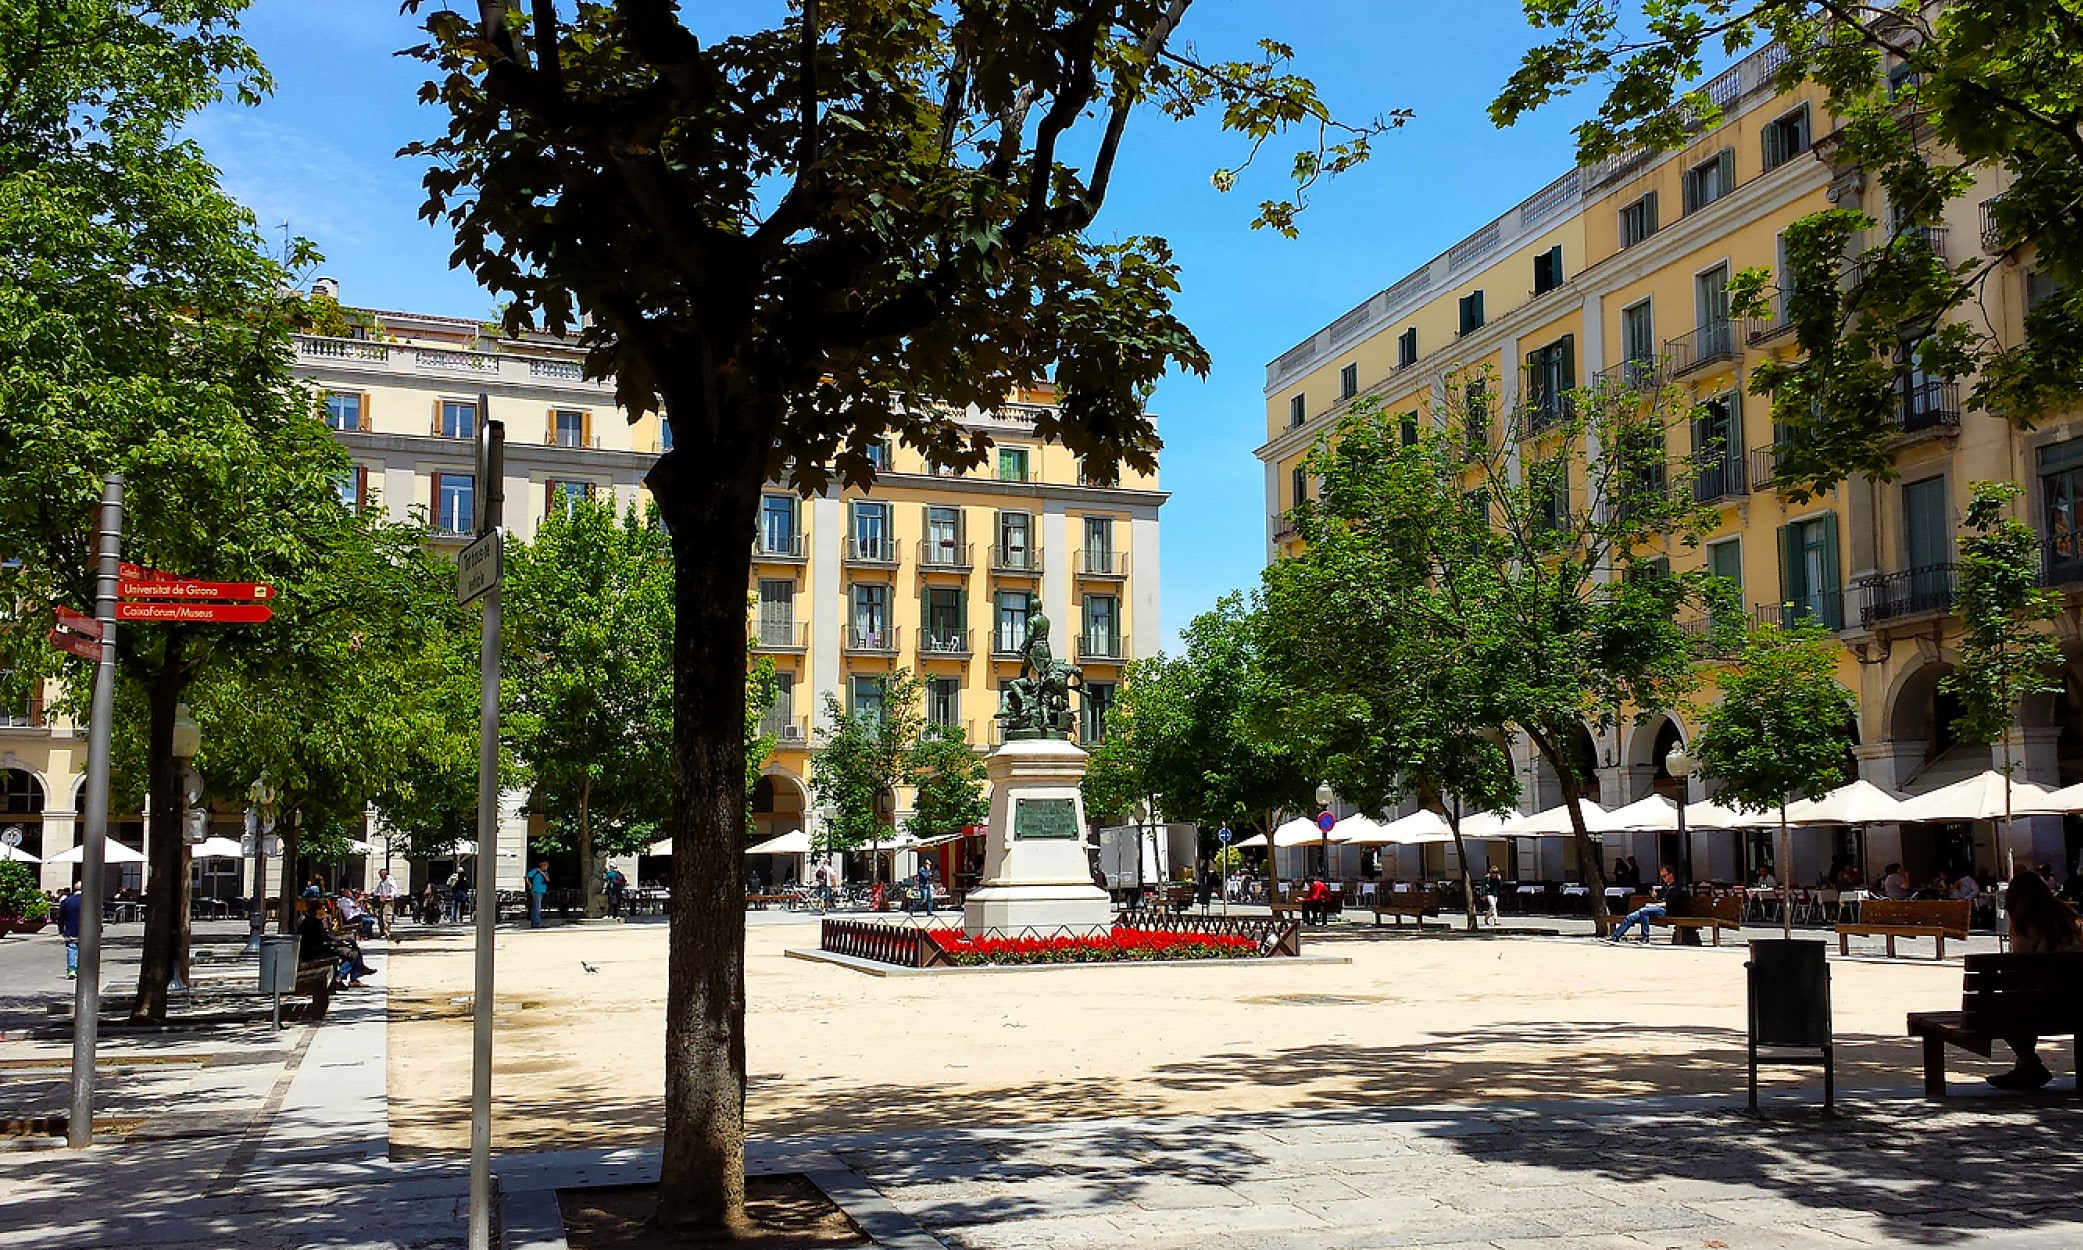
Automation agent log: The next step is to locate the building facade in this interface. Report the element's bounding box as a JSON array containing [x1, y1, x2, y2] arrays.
[[1258, 42, 2078, 888]]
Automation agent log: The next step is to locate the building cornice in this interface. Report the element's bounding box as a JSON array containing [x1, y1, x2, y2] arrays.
[[812, 470, 1168, 511], [337, 430, 661, 472]]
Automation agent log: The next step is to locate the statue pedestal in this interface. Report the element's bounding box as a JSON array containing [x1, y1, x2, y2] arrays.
[[963, 738, 1114, 935]]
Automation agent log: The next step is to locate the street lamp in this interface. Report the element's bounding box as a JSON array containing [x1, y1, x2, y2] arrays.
[[1315, 781, 1335, 886], [244, 776, 279, 954], [1132, 800, 1150, 903], [170, 703, 201, 990], [1666, 745, 1697, 883]]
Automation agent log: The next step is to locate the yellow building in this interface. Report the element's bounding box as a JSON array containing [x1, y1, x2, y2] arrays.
[[1258, 42, 2077, 887]]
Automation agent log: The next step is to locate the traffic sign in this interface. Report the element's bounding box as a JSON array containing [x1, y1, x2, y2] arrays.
[[1317, 809, 1337, 833], [119, 576, 275, 602], [1, 828, 21, 848], [47, 628, 104, 661], [54, 607, 103, 639], [457, 528, 503, 605], [1217, 826, 1232, 844], [116, 602, 274, 624]]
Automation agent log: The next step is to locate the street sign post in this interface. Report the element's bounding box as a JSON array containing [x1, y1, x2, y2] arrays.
[[115, 602, 274, 624], [1, 828, 20, 848], [47, 629, 102, 661], [1217, 826, 1231, 916], [467, 411, 504, 1250], [70, 475, 122, 1149], [456, 529, 503, 606]]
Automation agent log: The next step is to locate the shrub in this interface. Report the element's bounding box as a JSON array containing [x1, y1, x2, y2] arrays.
[[928, 925, 1259, 966], [0, 860, 49, 921]]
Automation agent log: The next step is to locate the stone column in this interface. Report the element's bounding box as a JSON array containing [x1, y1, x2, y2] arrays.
[[1855, 740, 1927, 880], [2004, 726, 2066, 873]]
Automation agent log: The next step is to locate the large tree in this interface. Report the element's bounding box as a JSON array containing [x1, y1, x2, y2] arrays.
[[0, 0, 384, 1020], [403, 3, 1391, 1226], [504, 495, 676, 916], [1494, 0, 2083, 499]]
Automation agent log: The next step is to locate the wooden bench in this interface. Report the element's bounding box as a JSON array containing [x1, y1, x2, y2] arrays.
[[1838, 898, 1971, 959], [1662, 896, 1746, 946], [1371, 891, 1444, 926], [1907, 952, 2083, 1097], [744, 893, 792, 911], [275, 957, 336, 1026], [1270, 892, 1339, 921]]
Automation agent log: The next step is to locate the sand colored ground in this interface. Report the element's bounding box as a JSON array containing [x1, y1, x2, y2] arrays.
[[385, 918, 1969, 1156]]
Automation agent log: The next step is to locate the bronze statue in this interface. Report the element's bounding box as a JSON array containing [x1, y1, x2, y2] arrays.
[[996, 597, 1082, 740]]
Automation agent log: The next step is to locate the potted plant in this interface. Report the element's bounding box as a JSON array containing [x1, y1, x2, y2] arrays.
[[0, 860, 51, 935]]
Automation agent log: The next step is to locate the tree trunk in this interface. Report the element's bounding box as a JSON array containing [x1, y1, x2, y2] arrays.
[[276, 812, 302, 934], [1548, 747, 1613, 936], [132, 656, 188, 1022], [1778, 804, 1792, 939], [652, 432, 762, 1235], [579, 775, 605, 919], [1443, 808, 1478, 932]]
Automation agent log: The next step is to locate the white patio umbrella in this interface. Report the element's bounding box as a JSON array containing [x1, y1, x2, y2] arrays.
[[2009, 781, 2083, 818], [1683, 797, 1777, 828], [193, 836, 246, 859], [1328, 813, 1397, 845], [1782, 779, 1913, 826], [0, 843, 41, 863], [1893, 771, 2055, 825], [745, 829, 811, 856], [51, 840, 144, 864], [1378, 809, 1458, 845], [1498, 799, 1612, 837], [1601, 794, 1680, 832]]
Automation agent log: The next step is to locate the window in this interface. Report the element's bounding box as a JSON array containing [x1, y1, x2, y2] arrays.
[[438, 400, 477, 440], [1082, 595, 1119, 658], [1707, 538, 1743, 595], [1081, 681, 1116, 742], [760, 495, 799, 555], [995, 591, 1031, 654], [757, 580, 795, 648], [850, 501, 892, 561], [865, 439, 894, 470], [1457, 291, 1486, 335], [1396, 327, 1418, 369], [1619, 193, 1659, 249], [996, 510, 1033, 569], [1887, 58, 1921, 99], [1903, 476, 1949, 571], [850, 582, 890, 646], [997, 446, 1030, 481], [925, 677, 961, 729], [1762, 104, 1811, 171], [1695, 264, 1733, 361], [547, 479, 593, 519], [1289, 394, 1307, 428], [1524, 335, 1576, 428], [1339, 363, 1358, 401], [552, 409, 586, 448], [1778, 512, 1842, 629], [1621, 300, 1656, 384], [1463, 381, 1489, 450], [434, 473, 475, 534], [2041, 441, 2083, 580], [1682, 149, 1736, 214], [849, 675, 886, 725], [924, 505, 962, 563], [334, 466, 369, 512], [1399, 411, 1420, 447], [2028, 269, 2066, 313], [1083, 516, 1117, 574], [1692, 394, 1744, 500], [1535, 460, 1569, 532], [1290, 465, 1308, 510], [761, 672, 795, 739], [323, 392, 364, 432], [1532, 245, 1564, 296], [922, 587, 965, 652]]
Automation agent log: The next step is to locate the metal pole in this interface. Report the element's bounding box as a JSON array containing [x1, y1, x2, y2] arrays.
[[468, 416, 504, 1250], [69, 475, 122, 1149]]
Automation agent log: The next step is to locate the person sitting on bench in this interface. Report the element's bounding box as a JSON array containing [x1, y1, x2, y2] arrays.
[[1301, 876, 1331, 925], [1989, 871, 2082, 1090], [1610, 865, 1680, 944]]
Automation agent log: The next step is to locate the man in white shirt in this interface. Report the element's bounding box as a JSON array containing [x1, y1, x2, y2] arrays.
[[1949, 872, 1980, 901], [1881, 863, 1913, 901], [372, 869, 399, 936]]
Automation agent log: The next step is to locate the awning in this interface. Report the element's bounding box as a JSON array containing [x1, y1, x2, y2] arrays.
[[2014, 782, 2083, 817], [51, 840, 145, 864], [1893, 771, 2056, 824], [193, 836, 246, 859], [1683, 798, 1776, 829], [1782, 779, 1913, 826], [1601, 795, 1679, 832], [1498, 800, 1612, 837], [1328, 814, 1394, 845], [0, 843, 40, 864], [745, 829, 811, 856]]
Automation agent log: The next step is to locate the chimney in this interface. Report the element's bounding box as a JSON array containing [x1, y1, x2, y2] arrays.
[[312, 275, 340, 300]]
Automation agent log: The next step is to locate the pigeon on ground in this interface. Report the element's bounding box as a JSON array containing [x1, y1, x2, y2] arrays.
[[581, 961, 600, 974]]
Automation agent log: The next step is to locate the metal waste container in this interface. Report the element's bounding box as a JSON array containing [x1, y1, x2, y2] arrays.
[[1747, 938, 1833, 1109], [259, 934, 299, 993]]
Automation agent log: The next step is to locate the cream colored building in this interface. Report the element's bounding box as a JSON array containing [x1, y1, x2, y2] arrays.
[[1260, 42, 2080, 888]]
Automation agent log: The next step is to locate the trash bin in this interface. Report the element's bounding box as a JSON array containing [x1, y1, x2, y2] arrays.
[[1747, 938, 1833, 1110], [258, 934, 299, 993]]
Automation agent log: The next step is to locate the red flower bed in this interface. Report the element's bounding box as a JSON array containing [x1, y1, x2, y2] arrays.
[[928, 925, 1260, 966]]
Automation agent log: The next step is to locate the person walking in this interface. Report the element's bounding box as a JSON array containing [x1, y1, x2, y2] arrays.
[[526, 860, 550, 929], [605, 865, 628, 918], [450, 871, 470, 924], [915, 860, 935, 916], [372, 869, 399, 937], [1610, 865, 1681, 943], [1482, 867, 1504, 927], [57, 885, 82, 979]]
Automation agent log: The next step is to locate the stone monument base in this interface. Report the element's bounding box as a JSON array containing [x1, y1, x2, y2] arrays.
[[963, 737, 1114, 935]]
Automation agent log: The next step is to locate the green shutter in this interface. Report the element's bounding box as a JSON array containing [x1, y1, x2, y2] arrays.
[[1559, 334, 1576, 390], [1777, 523, 1797, 626], [1550, 245, 1564, 284], [1717, 148, 1736, 197], [1819, 511, 1841, 628]]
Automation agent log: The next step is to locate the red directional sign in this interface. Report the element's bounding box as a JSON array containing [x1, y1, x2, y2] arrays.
[[116, 602, 274, 624], [119, 576, 275, 602], [47, 628, 104, 661], [54, 607, 103, 639]]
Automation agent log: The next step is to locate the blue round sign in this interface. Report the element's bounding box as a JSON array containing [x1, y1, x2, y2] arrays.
[[1317, 810, 1337, 833], [1217, 827, 1232, 844]]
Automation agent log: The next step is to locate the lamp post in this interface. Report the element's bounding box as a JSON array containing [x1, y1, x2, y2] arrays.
[[1316, 781, 1335, 887], [1665, 745, 1697, 884], [170, 703, 201, 990], [244, 777, 278, 955], [1132, 800, 1150, 905]]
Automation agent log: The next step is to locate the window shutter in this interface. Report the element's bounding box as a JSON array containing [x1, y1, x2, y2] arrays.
[[1717, 148, 1735, 197], [355, 466, 370, 513], [1819, 511, 1842, 629], [1472, 290, 1485, 325], [1548, 245, 1563, 285], [1777, 523, 1796, 617], [1645, 192, 1659, 235], [582, 410, 593, 447], [1558, 334, 1576, 391], [359, 393, 372, 432], [1690, 412, 1708, 458], [1683, 167, 1701, 215]]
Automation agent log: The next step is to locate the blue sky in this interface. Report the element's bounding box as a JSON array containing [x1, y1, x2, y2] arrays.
[[193, 0, 1599, 645]]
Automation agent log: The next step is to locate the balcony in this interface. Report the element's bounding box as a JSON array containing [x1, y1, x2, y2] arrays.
[[1755, 592, 1845, 633], [1076, 549, 1127, 579], [844, 624, 901, 656], [1674, 613, 1743, 660], [844, 535, 900, 568], [762, 717, 810, 747], [1666, 321, 1737, 378], [917, 539, 974, 573], [917, 628, 973, 659], [2043, 536, 2083, 588], [1897, 225, 1949, 261], [543, 430, 602, 449], [990, 545, 1044, 576], [1692, 453, 1748, 503], [754, 530, 807, 564], [1076, 634, 1127, 663], [1593, 359, 1663, 394], [1519, 394, 1573, 435], [1897, 379, 1961, 436], [1742, 293, 1794, 346], [1270, 512, 1301, 543], [1981, 197, 2008, 254], [1856, 564, 1957, 627], [753, 620, 808, 652], [991, 632, 1027, 660], [1747, 446, 1785, 493]]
